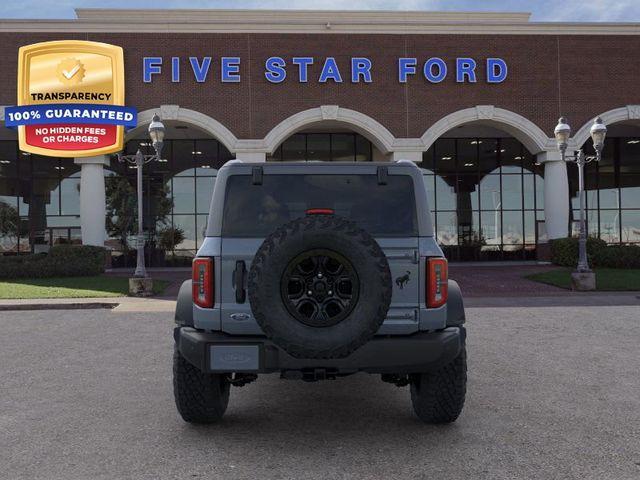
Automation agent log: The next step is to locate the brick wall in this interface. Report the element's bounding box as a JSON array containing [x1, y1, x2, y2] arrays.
[[0, 32, 638, 140]]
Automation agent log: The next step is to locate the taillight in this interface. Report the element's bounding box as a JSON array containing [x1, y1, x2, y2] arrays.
[[192, 257, 214, 308], [426, 257, 448, 308], [306, 208, 335, 215]]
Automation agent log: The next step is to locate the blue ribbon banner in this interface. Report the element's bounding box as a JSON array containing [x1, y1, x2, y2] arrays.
[[4, 104, 137, 128]]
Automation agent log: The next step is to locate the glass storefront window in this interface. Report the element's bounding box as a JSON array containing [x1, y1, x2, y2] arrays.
[[31, 155, 59, 178], [456, 175, 479, 210], [2, 133, 638, 262], [479, 175, 501, 211], [456, 139, 478, 173], [306, 134, 331, 161], [60, 177, 80, 215], [599, 210, 620, 243], [0, 141, 18, 177], [422, 174, 435, 210], [173, 140, 195, 176], [196, 176, 216, 214], [535, 174, 544, 210], [332, 134, 356, 161], [435, 175, 456, 211], [282, 134, 306, 161], [502, 211, 524, 247], [524, 210, 536, 245], [568, 136, 640, 244], [421, 147, 434, 171], [436, 211, 457, 246], [355, 134, 372, 162], [500, 138, 523, 173], [501, 175, 523, 211], [621, 210, 640, 243], [172, 214, 196, 251], [478, 139, 499, 173], [435, 139, 456, 176], [523, 174, 536, 210], [276, 132, 373, 162], [197, 214, 208, 248], [621, 175, 640, 209], [481, 210, 501, 246], [172, 177, 195, 214]]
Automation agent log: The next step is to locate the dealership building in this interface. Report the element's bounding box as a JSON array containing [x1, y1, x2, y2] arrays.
[[0, 8, 639, 263]]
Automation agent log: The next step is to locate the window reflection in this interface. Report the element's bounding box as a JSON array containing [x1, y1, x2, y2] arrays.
[[273, 132, 374, 162], [420, 136, 545, 260], [569, 136, 640, 244], [621, 210, 640, 243]]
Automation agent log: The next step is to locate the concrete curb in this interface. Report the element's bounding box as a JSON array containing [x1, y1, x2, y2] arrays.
[[0, 302, 119, 311]]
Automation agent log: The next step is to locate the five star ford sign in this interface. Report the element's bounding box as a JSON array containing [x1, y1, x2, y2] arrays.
[[5, 40, 137, 158]]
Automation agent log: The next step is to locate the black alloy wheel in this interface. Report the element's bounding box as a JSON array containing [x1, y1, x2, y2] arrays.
[[281, 249, 360, 328]]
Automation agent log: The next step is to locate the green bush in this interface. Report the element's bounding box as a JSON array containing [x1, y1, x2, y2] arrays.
[[593, 244, 640, 268], [0, 245, 106, 279], [550, 237, 640, 268]]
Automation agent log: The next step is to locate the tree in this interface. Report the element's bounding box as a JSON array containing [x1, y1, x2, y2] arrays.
[[105, 176, 173, 252], [0, 201, 21, 250]]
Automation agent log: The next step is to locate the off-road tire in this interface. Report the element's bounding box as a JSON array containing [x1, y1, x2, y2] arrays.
[[248, 214, 392, 359], [410, 342, 467, 424], [173, 346, 230, 424]]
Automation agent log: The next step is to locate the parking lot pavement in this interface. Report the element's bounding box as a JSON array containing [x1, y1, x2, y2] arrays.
[[1, 307, 639, 480]]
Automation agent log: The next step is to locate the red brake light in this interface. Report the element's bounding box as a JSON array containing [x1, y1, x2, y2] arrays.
[[426, 258, 448, 308], [306, 208, 334, 215], [192, 258, 214, 308]]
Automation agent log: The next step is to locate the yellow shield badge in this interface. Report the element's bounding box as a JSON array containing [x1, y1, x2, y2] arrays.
[[6, 40, 135, 158]]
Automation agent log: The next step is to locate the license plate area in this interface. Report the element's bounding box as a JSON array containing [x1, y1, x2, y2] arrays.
[[209, 344, 260, 372]]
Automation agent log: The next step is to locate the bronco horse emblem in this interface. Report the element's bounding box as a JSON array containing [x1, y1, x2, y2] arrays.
[[395, 270, 411, 290]]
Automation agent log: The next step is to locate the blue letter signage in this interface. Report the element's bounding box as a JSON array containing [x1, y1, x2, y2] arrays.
[[142, 56, 508, 84]]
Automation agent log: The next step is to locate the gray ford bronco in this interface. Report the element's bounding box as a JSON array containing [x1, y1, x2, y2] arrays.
[[173, 160, 467, 424]]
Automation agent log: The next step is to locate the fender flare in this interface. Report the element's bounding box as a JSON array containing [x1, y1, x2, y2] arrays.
[[175, 280, 193, 327], [446, 279, 465, 326]]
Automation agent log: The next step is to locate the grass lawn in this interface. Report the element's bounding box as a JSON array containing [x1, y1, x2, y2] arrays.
[[526, 268, 640, 291], [0, 276, 169, 299]]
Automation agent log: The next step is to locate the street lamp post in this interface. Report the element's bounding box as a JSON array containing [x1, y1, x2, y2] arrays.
[[117, 114, 165, 290], [553, 116, 607, 288]]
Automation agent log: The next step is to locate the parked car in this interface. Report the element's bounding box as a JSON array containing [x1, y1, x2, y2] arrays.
[[173, 160, 467, 423]]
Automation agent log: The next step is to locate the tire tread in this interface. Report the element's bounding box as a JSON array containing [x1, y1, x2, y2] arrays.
[[410, 344, 467, 424], [173, 346, 230, 424]]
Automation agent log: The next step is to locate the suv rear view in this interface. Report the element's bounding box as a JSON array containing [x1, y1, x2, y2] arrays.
[[173, 161, 466, 424]]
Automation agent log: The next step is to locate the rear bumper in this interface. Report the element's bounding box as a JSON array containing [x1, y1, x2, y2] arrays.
[[175, 326, 465, 375]]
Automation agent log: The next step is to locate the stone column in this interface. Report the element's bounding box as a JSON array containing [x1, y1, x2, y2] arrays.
[[74, 155, 109, 246], [391, 151, 422, 163], [538, 151, 569, 240], [235, 151, 266, 162]]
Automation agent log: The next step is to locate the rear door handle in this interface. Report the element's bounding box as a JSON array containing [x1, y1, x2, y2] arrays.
[[232, 260, 247, 304]]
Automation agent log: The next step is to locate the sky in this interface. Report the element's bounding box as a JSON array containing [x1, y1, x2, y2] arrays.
[[0, 0, 639, 22]]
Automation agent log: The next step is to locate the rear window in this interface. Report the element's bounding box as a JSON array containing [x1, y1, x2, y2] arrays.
[[222, 174, 417, 237]]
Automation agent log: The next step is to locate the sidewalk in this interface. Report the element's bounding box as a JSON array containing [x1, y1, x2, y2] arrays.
[[0, 296, 177, 312], [449, 264, 566, 297], [1, 264, 637, 311]]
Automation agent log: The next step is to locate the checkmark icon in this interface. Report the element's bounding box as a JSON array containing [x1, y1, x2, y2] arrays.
[[62, 64, 80, 79]]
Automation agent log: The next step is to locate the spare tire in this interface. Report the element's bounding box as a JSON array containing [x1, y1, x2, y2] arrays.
[[248, 214, 392, 359]]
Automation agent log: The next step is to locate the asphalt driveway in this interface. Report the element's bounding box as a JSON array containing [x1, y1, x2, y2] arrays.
[[1, 305, 639, 479]]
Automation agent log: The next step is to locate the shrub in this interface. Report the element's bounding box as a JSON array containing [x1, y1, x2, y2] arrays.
[[157, 226, 185, 252], [550, 237, 640, 268], [0, 245, 106, 279], [593, 244, 640, 268]]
